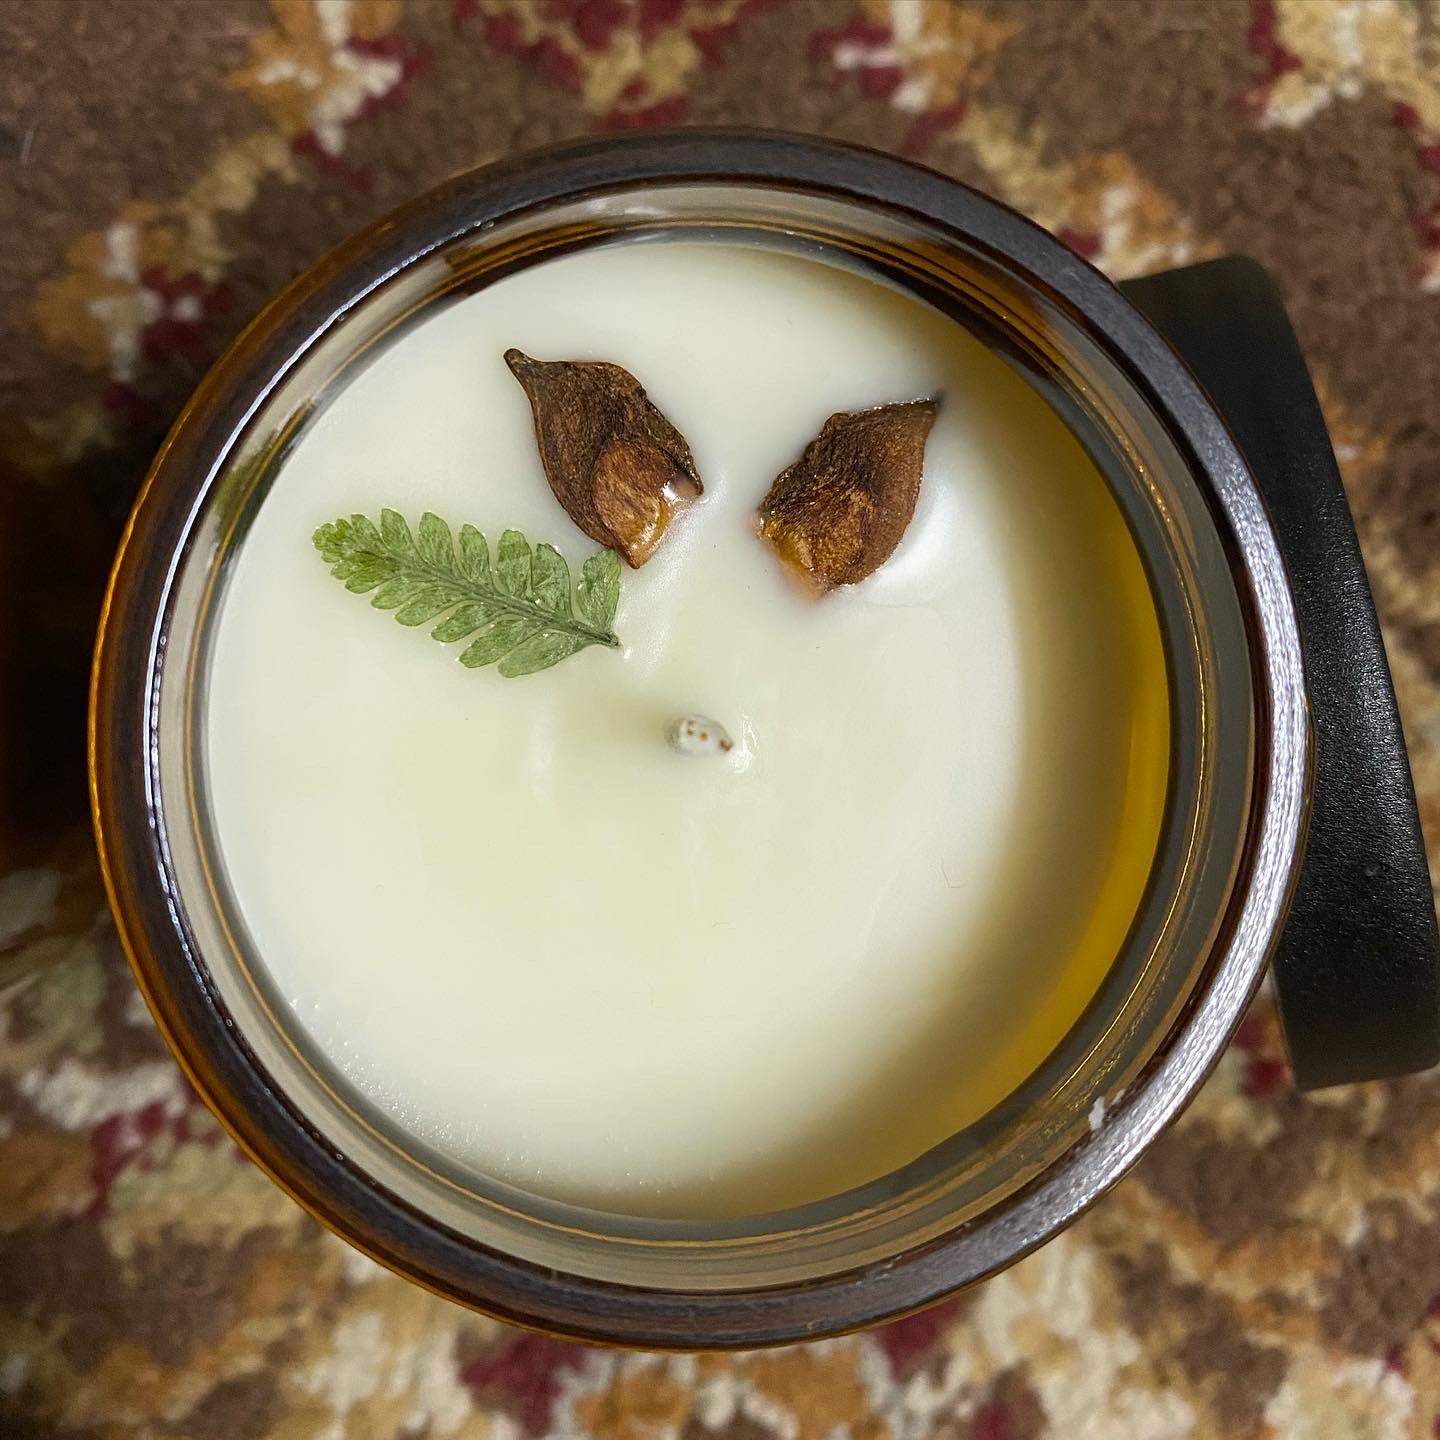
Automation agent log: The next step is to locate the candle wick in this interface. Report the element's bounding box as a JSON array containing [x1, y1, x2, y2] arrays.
[[666, 715, 734, 757]]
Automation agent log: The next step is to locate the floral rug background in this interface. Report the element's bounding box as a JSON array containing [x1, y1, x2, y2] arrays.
[[4, 1, 1440, 1437]]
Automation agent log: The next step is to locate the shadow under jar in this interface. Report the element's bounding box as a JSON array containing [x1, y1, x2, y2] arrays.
[[90, 131, 1439, 1348]]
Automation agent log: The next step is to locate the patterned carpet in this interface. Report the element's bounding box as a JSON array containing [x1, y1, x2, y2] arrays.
[[3, 1, 1440, 1436]]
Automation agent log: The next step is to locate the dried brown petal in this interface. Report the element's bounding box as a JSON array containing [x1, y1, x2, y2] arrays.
[[504, 349, 703, 568], [758, 398, 940, 593]]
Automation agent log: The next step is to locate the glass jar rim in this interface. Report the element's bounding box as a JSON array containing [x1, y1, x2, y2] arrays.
[[90, 129, 1307, 1347]]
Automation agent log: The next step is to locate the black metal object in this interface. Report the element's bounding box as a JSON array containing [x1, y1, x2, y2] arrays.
[[1123, 257, 1440, 1088]]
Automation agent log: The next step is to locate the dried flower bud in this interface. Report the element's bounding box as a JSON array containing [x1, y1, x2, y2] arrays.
[[505, 349, 703, 568], [758, 397, 940, 593]]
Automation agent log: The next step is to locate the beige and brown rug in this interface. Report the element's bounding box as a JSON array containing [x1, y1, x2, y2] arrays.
[[4, 2, 1440, 1436]]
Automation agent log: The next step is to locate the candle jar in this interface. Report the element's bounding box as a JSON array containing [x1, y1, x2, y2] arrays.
[[90, 131, 1439, 1348]]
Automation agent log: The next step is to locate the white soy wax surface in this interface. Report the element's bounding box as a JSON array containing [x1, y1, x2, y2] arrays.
[[206, 241, 1168, 1218]]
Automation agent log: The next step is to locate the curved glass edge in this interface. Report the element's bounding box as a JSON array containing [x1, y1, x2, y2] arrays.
[[139, 180, 1260, 1295]]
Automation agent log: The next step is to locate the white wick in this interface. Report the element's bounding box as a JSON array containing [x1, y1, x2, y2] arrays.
[[667, 715, 734, 757]]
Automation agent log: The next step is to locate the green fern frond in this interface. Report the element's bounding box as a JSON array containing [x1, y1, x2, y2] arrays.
[[312, 509, 621, 678]]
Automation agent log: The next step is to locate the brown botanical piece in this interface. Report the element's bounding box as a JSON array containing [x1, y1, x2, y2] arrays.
[[504, 349, 704, 568], [758, 398, 940, 592]]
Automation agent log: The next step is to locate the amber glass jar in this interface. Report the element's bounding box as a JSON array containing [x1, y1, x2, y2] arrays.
[[90, 131, 1437, 1348]]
